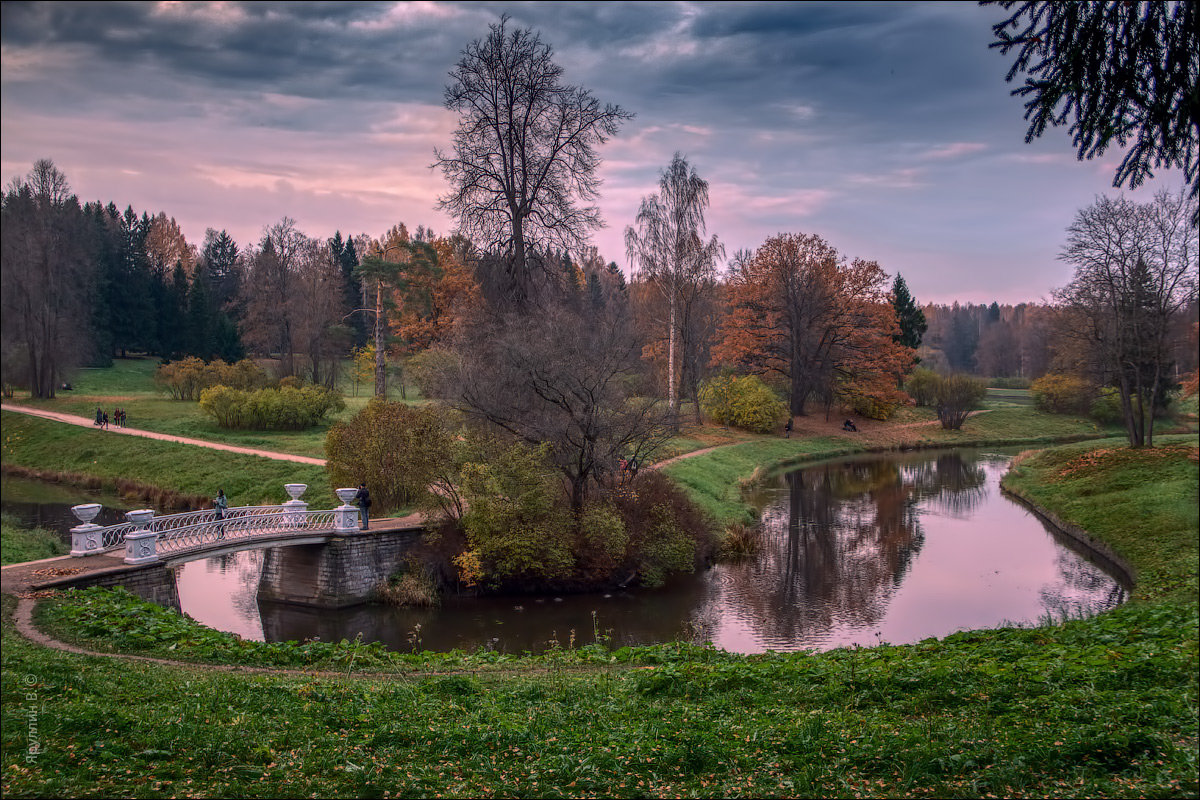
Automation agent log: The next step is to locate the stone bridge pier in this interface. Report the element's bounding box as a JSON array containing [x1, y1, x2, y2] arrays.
[[256, 528, 424, 608]]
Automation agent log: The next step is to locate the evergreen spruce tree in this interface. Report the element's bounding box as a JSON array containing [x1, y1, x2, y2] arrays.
[[186, 268, 216, 359], [891, 274, 928, 350]]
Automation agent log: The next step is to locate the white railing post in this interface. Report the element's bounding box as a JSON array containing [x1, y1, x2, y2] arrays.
[[123, 509, 159, 565], [70, 503, 104, 557], [334, 488, 359, 534], [282, 483, 309, 529]]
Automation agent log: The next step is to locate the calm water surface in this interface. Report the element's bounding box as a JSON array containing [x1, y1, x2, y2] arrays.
[[166, 447, 1126, 654]]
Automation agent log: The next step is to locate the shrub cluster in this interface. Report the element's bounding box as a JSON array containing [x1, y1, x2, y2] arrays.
[[699, 374, 787, 433], [198, 384, 344, 430], [451, 443, 717, 591], [904, 366, 939, 407], [933, 373, 987, 430], [325, 399, 462, 513], [1090, 387, 1125, 424], [1031, 373, 1094, 414], [154, 357, 268, 400]]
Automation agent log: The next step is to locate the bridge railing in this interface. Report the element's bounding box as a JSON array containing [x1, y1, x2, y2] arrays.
[[69, 484, 363, 564]]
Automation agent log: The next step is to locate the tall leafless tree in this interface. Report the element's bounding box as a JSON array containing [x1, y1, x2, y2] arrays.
[[0, 159, 91, 398], [434, 15, 632, 303], [241, 217, 305, 376], [1055, 190, 1198, 447], [625, 153, 724, 421], [440, 293, 672, 517]]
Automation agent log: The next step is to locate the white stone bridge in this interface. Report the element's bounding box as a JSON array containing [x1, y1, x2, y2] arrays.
[[69, 484, 366, 566], [64, 485, 424, 607]]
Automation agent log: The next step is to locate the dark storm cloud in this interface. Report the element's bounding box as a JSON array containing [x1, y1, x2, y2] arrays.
[[2, 1, 1187, 304]]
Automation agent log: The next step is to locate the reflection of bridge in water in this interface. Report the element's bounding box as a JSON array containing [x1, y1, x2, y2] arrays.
[[55, 484, 424, 611]]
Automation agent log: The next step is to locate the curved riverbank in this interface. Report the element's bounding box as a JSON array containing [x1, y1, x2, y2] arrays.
[[3, 436, 1197, 798]]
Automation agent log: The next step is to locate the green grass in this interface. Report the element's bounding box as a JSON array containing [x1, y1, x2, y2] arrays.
[[3, 432, 1197, 798], [0, 512, 66, 565], [664, 405, 1122, 527], [1, 410, 330, 508], [12, 357, 428, 459], [1002, 434, 1199, 603]]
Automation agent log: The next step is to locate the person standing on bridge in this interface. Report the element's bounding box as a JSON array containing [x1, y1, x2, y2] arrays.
[[355, 483, 371, 530], [213, 489, 228, 540]]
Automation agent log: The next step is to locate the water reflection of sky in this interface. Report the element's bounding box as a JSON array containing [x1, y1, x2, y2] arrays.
[[169, 449, 1126, 655]]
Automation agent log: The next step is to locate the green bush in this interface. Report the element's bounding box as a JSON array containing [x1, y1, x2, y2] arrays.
[[905, 366, 939, 407], [1091, 387, 1125, 424], [457, 442, 574, 588], [934, 373, 987, 430], [407, 348, 461, 399], [155, 357, 268, 400], [199, 385, 344, 430], [1031, 373, 1094, 414], [699, 374, 787, 433], [325, 399, 462, 513]]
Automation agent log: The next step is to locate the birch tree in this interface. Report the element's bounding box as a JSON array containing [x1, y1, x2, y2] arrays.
[[624, 153, 723, 421]]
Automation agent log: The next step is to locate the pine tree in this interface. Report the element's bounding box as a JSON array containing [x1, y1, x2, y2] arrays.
[[891, 274, 928, 350]]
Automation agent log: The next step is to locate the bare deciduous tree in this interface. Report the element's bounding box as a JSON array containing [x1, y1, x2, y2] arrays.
[[1, 159, 91, 398], [434, 15, 632, 302], [625, 154, 724, 421], [439, 295, 672, 516], [241, 217, 305, 376], [1055, 190, 1198, 447]]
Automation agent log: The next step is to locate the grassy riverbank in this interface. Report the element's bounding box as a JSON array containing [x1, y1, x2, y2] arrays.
[[3, 436, 1196, 798], [662, 405, 1128, 525], [0, 512, 66, 565], [1, 410, 330, 508]]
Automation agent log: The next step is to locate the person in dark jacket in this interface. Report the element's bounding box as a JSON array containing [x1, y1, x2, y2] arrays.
[[354, 483, 371, 530]]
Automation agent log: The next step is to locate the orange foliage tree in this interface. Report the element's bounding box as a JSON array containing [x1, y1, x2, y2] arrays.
[[713, 232, 912, 417], [391, 236, 483, 352]]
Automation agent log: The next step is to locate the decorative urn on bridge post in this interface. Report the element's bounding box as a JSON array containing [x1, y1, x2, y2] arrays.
[[69, 504, 104, 557], [282, 483, 308, 529], [123, 509, 158, 565], [334, 487, 360, 534]]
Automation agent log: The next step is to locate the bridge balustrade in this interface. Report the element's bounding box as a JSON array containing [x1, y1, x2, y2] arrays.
[[69, 484, 361, 564]]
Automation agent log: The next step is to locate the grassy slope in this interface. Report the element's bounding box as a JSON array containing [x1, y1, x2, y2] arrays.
[[0, 512, 66, 565], [664, 403, 1128, 526], [1, 410, 330, 507], [4, 435, 1197, 798], [1003, 434, 1199, 603], [12, 357, 427, 459]]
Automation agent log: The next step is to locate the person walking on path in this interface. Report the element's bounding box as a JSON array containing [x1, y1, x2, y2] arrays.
[[355, 483, 371, 530], [213, 489, 228, 540], [101, 411, 109, 430], [94, 407, 103, 427]]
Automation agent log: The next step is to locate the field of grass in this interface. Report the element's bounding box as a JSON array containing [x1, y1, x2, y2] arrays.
[[9, 357, 427, 459], [0, 512, 66, 565], [3, 435, 1196, 798], [1, 410, 330, 508]]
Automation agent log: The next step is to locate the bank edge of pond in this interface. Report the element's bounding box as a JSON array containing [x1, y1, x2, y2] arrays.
[[6, 492, 1198, 798], [0, 512, 66, 566], [662, 429, 1121, 529]]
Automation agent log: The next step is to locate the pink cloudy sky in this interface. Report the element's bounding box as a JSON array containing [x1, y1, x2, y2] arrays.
[[1, 1, 1188, 305]]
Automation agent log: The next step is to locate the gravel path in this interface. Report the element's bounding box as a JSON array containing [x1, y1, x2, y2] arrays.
[[1, 403, 325, 465]]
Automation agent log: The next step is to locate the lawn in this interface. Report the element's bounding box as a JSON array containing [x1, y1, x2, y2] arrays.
[[9, 357, 426, 459], [3, 434, 1196, 799], [1, 410, 331, 509], [0, 512, 66, 565]]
